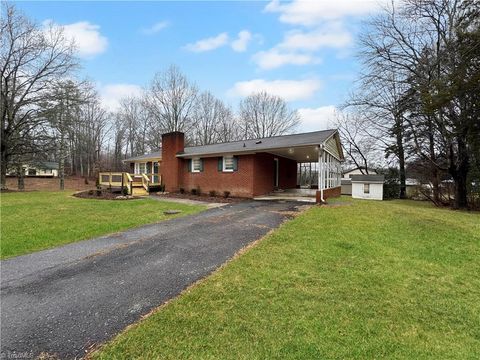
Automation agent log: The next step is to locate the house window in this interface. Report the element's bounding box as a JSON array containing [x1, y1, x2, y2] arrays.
[[364, 183, 370, 194], [192, 158, 202, 173], [223, 156, 234, 172], [135, 162, 146, 174]]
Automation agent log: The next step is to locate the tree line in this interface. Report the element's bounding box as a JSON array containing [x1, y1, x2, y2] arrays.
[[338, 0, 479, 209], [0, 4, 299, 190]]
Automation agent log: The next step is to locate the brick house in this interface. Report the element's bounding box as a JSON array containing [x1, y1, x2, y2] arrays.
[[155, 129, 344, 201], [118, 129, 344, 200]]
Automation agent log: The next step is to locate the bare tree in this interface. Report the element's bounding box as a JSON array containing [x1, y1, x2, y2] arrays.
[[239, 91, 299, 139], [117, 96, 151, 156], [72, 90, 108, 178], [344, 71, 410, 198], [0, 3, 77, 189], [192, 91, 235, 145], [335, 111, 383, 173], [216, 115, 242, 143], [145, 65, 198, 134], [357, 0, 480, 208]]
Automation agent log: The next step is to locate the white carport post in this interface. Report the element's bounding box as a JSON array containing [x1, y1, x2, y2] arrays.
[[318, 146, 324, 202]]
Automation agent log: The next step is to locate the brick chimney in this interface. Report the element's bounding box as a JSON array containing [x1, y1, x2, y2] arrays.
[[161, 131, 185, 192]]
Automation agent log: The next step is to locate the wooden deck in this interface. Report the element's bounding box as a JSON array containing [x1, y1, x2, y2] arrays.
[[98, 172, 162, 195]]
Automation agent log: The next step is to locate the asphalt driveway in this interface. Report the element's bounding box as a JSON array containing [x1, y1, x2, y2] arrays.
[[1, 200, 306, 359]]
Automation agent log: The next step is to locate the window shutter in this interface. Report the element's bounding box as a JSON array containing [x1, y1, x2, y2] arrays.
[[218, 157, 223, 171], [233, 156, 238, 171], [187, 159, 192, 172], [200, 159, 204, 172]]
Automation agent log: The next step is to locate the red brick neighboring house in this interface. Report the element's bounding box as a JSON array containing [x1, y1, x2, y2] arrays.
[[157, 129, 344, 200]]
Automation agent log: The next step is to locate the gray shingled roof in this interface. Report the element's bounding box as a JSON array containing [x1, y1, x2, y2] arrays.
[[179, 129, 337, 157], [350, 175, 385, 183], [123, 151, 162, 162], [28, 161, 59, 170]]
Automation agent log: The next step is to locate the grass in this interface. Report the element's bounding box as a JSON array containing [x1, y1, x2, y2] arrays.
[[0, 191, 205, 259], [94, 198, 480, 359]]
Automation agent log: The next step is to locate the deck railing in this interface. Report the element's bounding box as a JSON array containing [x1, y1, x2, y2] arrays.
[[141, 173, 150, 191], [98, 172, 161, 195]]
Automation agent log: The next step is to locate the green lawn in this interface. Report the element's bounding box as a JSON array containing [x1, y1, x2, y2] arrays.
[[94, 198, 480, 359], [0, 191, 205, 259]]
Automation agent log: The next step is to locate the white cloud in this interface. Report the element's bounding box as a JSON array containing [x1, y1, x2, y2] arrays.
[[280, 22, 353, 51], [142, 21, 169, 35], [265, 0, 385, 26], [100, 84, 143, 111], [297, 105, 337, 132], [184, 32, 229, 52], [228, 78, 321, 102], [252, 21, 352, 70], [253, 49, 320, 70], [44, 20, 108, 58], [231, 30, 252, 52]]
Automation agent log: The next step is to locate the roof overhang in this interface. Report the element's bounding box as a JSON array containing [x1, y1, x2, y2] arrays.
[[122, 156, 162, 163], [177, 143, 325, 162]]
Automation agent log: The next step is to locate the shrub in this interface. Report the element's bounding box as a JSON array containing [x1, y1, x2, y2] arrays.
[[179, 188, 185, 194], [377, 167, 400, 200], [223, 191, 230, 198], [191, 188, 197, 195], [209, 190, 216, 197]]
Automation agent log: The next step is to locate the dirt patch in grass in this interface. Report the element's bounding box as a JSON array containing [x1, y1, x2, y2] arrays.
[[153, 192, 244, 204], [73, 190, 140, 200]]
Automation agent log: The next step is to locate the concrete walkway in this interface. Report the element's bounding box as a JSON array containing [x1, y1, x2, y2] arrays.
[[1, 201, 306, 359]]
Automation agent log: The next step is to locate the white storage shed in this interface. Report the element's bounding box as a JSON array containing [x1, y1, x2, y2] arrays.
[[351, 175, 384, 200]]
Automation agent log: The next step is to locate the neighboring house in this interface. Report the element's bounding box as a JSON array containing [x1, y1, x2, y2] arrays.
[[7, 161, 59, 177], [342, 167, 378, 180], [351, 175, 385, 200], [405, 178, 421, 198], [341, 167, 378, 195], [102, 129, 345, 201]]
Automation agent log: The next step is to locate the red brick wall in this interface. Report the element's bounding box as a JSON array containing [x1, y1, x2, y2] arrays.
[[278, 156, 297, 189], [5, 176, 95, 191], [252, 153, 275, 196], [160, 131, 299, 198], [161, 132, 185, 192], [178, 153, 298, 198], [251, 153, 297, 196], [181, 155, 255, 197], [315, 186, 341, 203]]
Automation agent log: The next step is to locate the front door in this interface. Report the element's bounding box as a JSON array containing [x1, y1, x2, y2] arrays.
[[274, 158, 279, 188]]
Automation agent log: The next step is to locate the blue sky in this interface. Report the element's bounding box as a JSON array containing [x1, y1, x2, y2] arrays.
[[15, 0, 384, 132]]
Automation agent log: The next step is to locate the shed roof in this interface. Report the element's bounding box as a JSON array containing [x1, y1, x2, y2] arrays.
[[179, 129, 337, 158], [351, 175, 385, 183]]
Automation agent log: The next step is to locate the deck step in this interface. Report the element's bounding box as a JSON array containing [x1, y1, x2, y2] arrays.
[[132, 187, 148, 196]]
